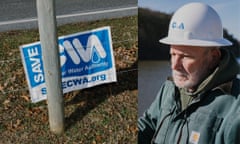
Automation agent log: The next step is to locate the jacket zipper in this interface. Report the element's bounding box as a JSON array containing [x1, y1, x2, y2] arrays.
[[177, 97, 193, 144], [177, 113, 187, 144], [151, 107, 176, 144]]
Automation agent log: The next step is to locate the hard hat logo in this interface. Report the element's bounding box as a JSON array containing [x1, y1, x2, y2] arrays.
[[171, 22, 184, 30], [159, 2, 232, 47]]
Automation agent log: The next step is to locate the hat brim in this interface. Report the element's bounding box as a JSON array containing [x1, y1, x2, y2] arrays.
[[159, 37, 232, 47]]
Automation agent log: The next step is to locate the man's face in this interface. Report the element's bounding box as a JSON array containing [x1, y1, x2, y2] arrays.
[[170, 45, 217, 91]]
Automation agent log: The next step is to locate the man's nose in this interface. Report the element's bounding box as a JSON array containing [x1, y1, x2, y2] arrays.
[[171, 56, 182, 70]]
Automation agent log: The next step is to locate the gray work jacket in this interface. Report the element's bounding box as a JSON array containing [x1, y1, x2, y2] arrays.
[[138, 80, 240, 144]]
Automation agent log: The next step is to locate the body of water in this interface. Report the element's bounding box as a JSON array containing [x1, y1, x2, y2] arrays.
[[138, 60, 171, 116]]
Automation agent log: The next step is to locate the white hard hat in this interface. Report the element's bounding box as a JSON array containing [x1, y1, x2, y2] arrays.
[[160, 2, 232, 47]]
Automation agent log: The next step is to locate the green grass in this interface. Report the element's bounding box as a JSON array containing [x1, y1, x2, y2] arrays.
[[0, 16, 137, 143]]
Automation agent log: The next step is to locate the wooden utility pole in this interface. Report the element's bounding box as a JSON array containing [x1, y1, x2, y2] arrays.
[[36, 0, 64, 134]]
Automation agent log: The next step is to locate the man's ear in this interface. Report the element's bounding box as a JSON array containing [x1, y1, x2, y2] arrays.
[[211, 48, 221, 59], [210, 48, 221, 66]]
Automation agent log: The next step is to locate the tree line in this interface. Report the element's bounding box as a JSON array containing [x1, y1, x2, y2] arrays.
[[138, 8, 240, 60]]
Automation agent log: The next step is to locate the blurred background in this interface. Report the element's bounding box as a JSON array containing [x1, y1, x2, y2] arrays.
[[138, 0, 240, 116]]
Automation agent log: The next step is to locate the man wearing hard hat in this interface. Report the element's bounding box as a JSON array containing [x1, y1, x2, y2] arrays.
[[138, 2, 240, 144]]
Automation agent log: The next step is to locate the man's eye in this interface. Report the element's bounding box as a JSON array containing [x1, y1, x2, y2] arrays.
[[183, 55, 193, 59]]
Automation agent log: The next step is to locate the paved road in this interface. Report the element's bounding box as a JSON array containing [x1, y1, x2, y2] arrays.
[[0, 0, 137, 31]]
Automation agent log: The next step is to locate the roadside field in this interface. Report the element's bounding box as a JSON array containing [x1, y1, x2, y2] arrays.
[[0, 16, 137, 143]]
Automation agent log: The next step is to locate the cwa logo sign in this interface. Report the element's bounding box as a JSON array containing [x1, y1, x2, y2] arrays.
[[60, 34, 107, 66], [20, 27, 116, 103]]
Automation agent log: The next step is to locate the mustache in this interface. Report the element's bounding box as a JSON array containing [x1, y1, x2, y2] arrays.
[[172, 70, 188, 77]]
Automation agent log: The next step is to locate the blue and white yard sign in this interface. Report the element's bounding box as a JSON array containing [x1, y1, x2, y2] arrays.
[[20, 26, 117, 103]]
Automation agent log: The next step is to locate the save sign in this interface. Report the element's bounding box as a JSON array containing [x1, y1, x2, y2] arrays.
[[20, 26, 117, 103]]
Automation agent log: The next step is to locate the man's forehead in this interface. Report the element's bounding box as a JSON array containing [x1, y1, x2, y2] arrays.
[[170, 45, 208, 54]]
